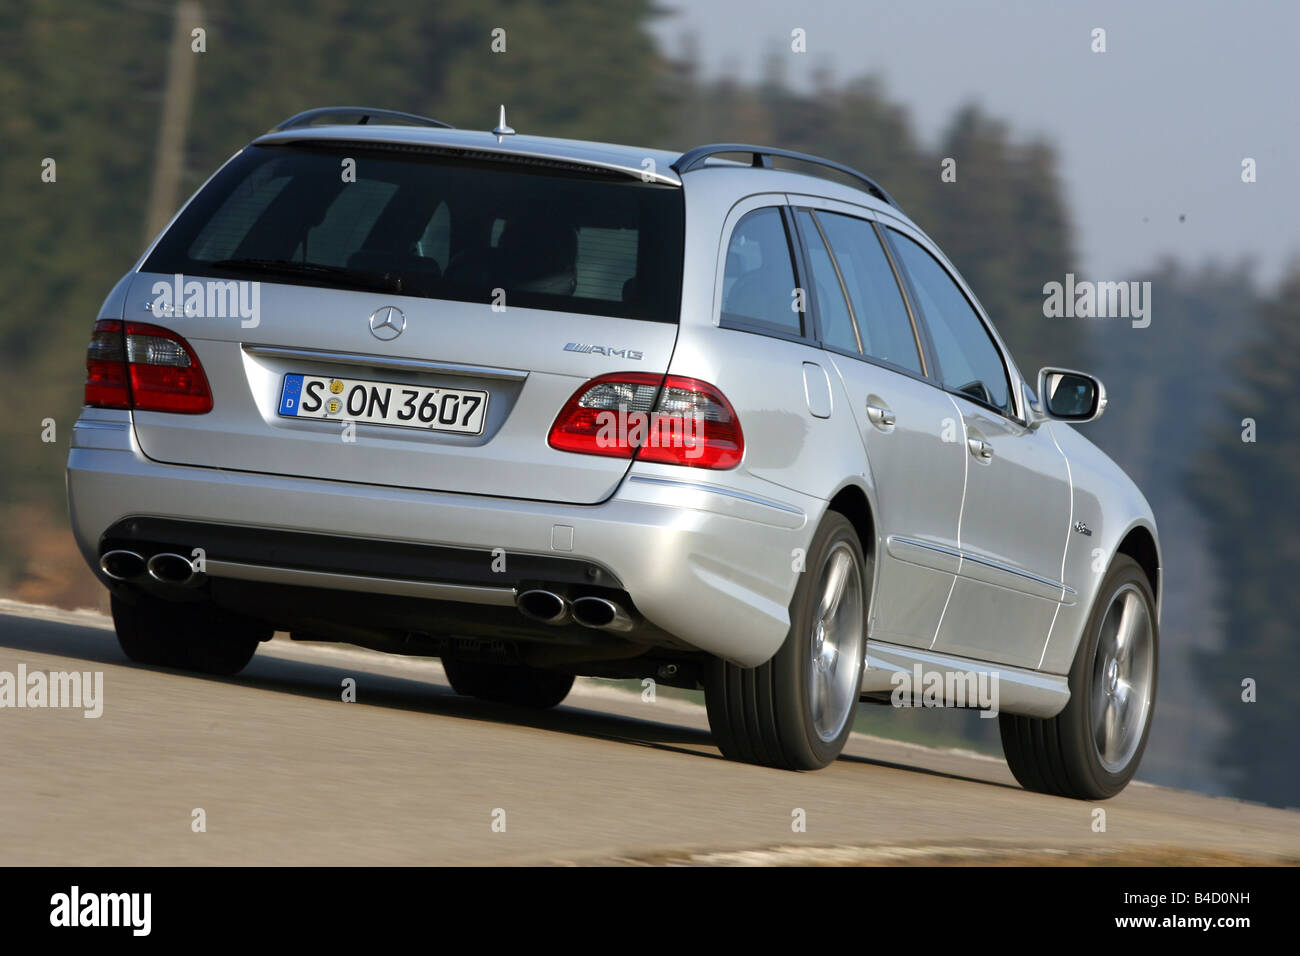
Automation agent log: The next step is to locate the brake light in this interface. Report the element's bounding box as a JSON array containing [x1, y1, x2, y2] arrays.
[[548, 372, 744, 469], [84, 320, 130, 408], [83, 319, 213, 414]]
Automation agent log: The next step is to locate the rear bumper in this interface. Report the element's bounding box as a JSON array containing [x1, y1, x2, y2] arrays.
[[67, 409, 817, 666]]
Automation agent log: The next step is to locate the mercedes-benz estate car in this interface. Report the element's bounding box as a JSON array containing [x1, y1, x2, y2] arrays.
[[68, 106, 1160, 798]]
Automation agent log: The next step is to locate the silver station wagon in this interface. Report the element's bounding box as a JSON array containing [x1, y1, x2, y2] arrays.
[[69, 106, 1160, 798]]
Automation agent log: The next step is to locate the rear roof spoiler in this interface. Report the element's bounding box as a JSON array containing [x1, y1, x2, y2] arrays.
[[255, 129, 683, 186], [273, 107, 454, 132]]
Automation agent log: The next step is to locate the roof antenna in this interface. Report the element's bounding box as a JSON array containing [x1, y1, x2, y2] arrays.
[[493, 104, 516, 142]]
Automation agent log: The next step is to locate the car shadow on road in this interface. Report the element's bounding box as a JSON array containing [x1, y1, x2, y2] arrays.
[[0, 610, 1011, 788], [836, 752, 1017, 790], [0, 611, 719, 754]]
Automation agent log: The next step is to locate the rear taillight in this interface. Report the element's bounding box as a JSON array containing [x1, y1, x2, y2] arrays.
[[548, 372, 744, 469], [84, 319, 213, 414], [84, 320, 130, 408]]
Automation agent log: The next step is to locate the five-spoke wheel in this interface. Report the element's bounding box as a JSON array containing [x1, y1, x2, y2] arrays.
[[705, 512, 868, 770], [1000, 555, 1158, 799]]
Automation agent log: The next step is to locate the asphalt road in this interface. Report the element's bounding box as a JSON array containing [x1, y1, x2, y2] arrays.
[[1, 599, 1295, 866]]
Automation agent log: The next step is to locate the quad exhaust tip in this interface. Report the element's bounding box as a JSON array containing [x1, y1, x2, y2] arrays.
[[572, 596, 635, 633], [146, 552, 201, 587], [99, 549, 146, 581], [516, 589, 572, 626]]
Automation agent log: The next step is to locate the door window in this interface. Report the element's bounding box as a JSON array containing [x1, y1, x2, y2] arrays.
[[888, 229, 1012, 415], [794, 210, 859, 354], [817, 213, 924, 376]]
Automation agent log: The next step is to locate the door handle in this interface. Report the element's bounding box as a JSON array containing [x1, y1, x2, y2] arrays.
[[968, 437, 994, 461], [865, 403, 896, 431]]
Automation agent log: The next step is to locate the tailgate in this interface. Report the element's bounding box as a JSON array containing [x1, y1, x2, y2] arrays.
[[126, 137, 684, 505]]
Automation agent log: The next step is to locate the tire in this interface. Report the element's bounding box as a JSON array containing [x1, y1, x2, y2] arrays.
[[704, 512, 868, 770], [111, 593, 267, 676], [999, 555, 1158, 799], [441, 657, 574, 709]]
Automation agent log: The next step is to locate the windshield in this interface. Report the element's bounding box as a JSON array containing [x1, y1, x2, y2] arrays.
[[142, 142, 685, 323]]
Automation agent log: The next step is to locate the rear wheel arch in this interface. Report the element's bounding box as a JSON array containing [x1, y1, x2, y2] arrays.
[[824, 483, 879, 623], [825, 482, 877, 567]]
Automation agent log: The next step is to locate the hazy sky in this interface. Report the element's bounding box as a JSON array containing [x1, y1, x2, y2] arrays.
[[651, 0, 1298, 286]]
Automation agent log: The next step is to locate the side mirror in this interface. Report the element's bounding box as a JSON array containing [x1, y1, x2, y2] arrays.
[[1036, 367, 1107, 423]]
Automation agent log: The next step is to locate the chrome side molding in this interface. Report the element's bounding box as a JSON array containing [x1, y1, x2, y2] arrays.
[[626, 475, 805, 519], [887, 535, 1077, 599]]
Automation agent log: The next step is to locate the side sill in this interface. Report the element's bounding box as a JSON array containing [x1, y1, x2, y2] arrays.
[[861, 639, 1070, 718]]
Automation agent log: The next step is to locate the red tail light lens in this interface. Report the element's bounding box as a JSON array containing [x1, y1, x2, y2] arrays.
[[84, 320, 130, 408], [84, 319, 213, 414], [548, 372, 744, 469], [123, 322, 213, 413]]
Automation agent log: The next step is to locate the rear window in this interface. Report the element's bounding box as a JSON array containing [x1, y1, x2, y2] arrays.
[[143, 143, 686, 323]]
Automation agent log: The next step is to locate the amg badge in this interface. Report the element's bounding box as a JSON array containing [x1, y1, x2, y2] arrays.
[[564, 343, 643, 360]]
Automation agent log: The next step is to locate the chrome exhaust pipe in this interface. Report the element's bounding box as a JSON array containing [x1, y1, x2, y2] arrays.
[[572, 596, 635, 633], [516, 589, 572, 626], [147, 552, 201, 587], [99, 549, 146, 581]]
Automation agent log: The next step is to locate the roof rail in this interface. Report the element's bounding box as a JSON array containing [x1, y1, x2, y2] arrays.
[[273, 107, 454, 132], [672, 143, 897, 208]]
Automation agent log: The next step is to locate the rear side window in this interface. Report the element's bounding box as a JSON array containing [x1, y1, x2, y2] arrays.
[[815, 213, 923, 376], [143, 144, 685, 323], [887, 229, 1012, 415], [719, 208, 803, 336]]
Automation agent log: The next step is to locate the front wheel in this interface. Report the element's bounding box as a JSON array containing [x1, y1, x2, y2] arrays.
[[705, 512, 868, 770], [999, 555, 1158, 799]]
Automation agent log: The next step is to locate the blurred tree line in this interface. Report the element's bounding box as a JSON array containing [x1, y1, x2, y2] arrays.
[[0, 1, 1293, 805], [1185, 267, 1300, 807]]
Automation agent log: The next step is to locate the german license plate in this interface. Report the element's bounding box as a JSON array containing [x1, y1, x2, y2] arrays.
[[278, 373, 489, 435]]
